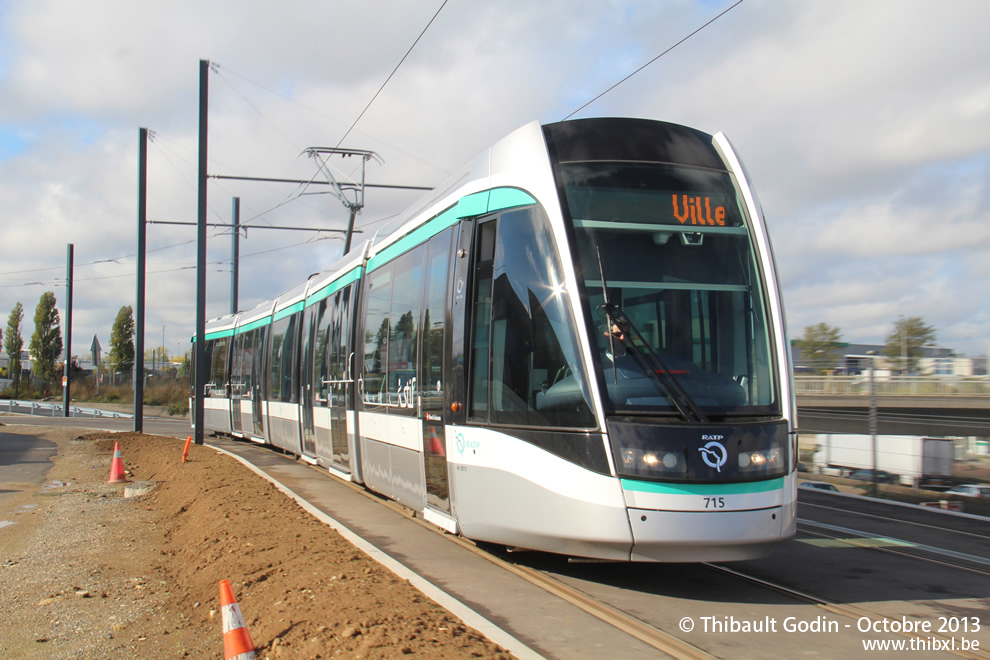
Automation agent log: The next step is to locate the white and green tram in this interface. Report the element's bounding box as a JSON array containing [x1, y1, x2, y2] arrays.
[[194, 117, 797, 562]]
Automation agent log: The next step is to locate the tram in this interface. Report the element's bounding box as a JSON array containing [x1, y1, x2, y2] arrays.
[[193, 117, 797, 562]]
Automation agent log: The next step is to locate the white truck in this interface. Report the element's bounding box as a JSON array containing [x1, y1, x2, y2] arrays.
[[812, 434, 955, 487]]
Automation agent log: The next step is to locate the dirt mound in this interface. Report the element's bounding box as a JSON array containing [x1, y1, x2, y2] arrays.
[[0, 428, 512, 658]]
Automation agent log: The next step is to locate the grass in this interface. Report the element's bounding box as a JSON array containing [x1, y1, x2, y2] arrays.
[[2, 376, 190, 416]]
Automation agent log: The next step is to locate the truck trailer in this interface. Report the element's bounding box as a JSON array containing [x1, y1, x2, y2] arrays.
[[812, 434, 954, 488]]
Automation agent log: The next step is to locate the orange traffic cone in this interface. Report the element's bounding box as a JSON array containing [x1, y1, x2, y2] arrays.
[[107, 442, 127, 483], [428, 427, 445, 456], [182, 436, 192, 463], [220, 580, 255, 660]]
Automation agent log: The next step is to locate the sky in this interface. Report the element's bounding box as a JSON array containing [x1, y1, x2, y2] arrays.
[[0, 0, 988, 363]]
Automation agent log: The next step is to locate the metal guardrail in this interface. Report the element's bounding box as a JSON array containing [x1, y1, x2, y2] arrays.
[[2, 399, 134, 419], [794, 375, 990, 397]]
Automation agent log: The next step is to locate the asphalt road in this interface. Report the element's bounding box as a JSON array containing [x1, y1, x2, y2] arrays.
[[0, 414, 192, 439], [0, 431, 57, 487]]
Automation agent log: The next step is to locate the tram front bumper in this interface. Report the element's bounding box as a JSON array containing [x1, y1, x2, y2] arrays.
[[626, 502, 795, 562]]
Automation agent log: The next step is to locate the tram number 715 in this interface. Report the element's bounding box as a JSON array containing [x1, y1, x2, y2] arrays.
[[703, 497, 726, 509]]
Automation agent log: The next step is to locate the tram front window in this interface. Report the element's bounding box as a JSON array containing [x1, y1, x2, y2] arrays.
[[558, 161, 779, 417]]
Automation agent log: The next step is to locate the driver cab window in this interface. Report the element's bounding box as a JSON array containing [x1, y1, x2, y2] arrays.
[[468, 205, 594, 428]]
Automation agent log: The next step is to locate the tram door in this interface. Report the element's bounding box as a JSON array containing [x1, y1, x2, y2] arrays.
[[230, 333, 244, 434], [329, 285, 353, 471], [311, 287, 352, 471], [251, 327, 267, 438], [448, 218, 485, 427], [421, 228, 456, 513], [300, 305, 318, 457]]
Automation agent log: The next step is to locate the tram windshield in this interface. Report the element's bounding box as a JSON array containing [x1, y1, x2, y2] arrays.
[[559, 162, 779, 416]]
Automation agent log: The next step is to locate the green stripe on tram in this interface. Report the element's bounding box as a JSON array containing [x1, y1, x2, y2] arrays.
[[234, 316, 271, 335], [367, 187, 537, 272], [305, 267, 362, 307], [203, 328, 234, 341], [621, 477, 784, 496], [488, 187, 537, 211], [272, 301, 304, 322]]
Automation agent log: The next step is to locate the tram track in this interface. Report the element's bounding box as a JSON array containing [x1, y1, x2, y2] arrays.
[[796, 518, 990, 578], [467, 550, 717, 660], [287, 452, 990, 659], [702, 562, 990, 660], [296, 461, 715, 658], [301, 452, 988, 659], [800, 500, 990, 542]]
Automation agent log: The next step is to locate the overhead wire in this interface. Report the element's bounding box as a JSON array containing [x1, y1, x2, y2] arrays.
[[212, 64, 450, 178], [562, 0, 746, 120], [205, 0, 450, 236], [11, 1, 740, 297], [333, 0, 448, 150], [212, 70, 302, 155]]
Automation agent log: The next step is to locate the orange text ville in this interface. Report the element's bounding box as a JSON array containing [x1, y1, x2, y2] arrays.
[[672, 195, 726, 226]]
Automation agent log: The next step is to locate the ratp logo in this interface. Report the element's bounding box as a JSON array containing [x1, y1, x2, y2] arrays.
[[455, 432, 465, 455], [699, 441, 728, 472]]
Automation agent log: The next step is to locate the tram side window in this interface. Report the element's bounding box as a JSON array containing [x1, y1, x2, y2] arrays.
[[301, 303, 318, 402], [330, 285, 352, 388], [422, 231, 451, 400], [208, 336, 230, 397], [197, 340, 212, 397], [473, 206, 595, 428], [229, 333, 246, 398], [387, 248, 424, 410], [468, 221, 496, 419], [313, 298, 333, 403], [363, 267, 392, 407], [250, 326, 267, 399], [189, 342, 196, 399], [269, 313, 299, 403]]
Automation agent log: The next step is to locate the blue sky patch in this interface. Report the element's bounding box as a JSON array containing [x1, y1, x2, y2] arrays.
[[0, 125, 29, 158]]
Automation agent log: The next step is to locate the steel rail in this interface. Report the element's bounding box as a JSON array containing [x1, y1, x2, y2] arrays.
[[703, 562, 990, 660], [796, 522, 990, 578], [800, 500, 990, 541], [297, 461, 714, 659]]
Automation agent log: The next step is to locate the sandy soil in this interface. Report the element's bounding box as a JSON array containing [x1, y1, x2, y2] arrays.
[[0, 425, 512, 659]]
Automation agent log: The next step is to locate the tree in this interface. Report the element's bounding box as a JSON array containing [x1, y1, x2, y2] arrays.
[[794, 322, 843, 374], [29, 292, 62, 391], [110, 305, 135, 375], [4, 302, 24, 394], [883, 316, 937, 375]]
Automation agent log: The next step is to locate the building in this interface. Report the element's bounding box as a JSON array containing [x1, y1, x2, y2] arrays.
[[790, 342, 986, 377]]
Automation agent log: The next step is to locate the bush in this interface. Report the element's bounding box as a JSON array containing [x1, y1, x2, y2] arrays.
[[167, 400, 189, 416], [0, 385, 42, 400]]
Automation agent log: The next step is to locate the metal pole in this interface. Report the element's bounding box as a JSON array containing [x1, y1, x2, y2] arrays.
[[135, 127, 147, 431], [868, 352, 878, 497], [343, 206, 357, 255], [231, 197, 239, 315], [62, 243, 73, 417], [194, 59, 209, 445]]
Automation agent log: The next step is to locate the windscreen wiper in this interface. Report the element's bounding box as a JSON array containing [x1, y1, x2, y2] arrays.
[[596, 247, 708, 423], [601, 303, 709, 424]]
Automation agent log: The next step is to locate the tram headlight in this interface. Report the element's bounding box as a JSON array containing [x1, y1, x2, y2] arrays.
[[737, 445, 782, 473], [619, 447, 684, 476]]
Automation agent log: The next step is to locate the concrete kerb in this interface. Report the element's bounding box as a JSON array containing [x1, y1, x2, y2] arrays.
[[207, 441, 544, 660]]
